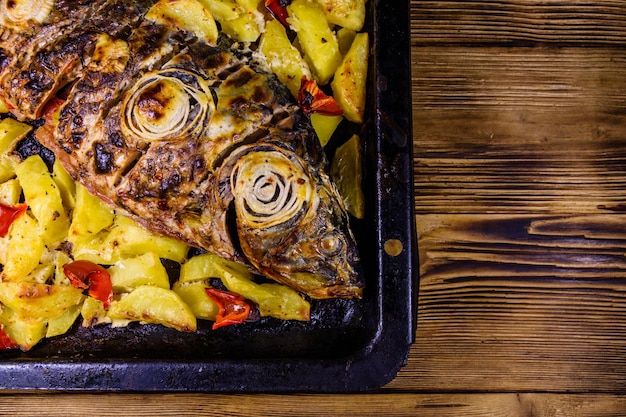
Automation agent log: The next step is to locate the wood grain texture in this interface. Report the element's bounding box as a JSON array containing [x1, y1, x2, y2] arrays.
[[411, 0, 626, 45], [402, 0, 626, 398], [387, 214, 626, 392], [412, 47, 626, 213], [1, 393, 626, 417]]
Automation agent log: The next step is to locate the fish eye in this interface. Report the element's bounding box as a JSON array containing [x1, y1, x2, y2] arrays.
[[319, 231, 345, 256]]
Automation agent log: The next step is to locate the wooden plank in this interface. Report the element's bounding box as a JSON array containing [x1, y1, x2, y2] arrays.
[[385, 213, 626, 392], [408, 31, 626, 390], [411, 0, 626, 45], [1, 393, 626, 416], [412, 46, 626, 214]]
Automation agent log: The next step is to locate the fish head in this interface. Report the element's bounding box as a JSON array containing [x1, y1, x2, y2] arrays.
[[223, 143, 363, 299]]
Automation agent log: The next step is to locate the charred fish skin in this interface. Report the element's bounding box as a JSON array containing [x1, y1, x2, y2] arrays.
[[0, 0, 156, 120], [53, 17, 188, 191], [0, 0, 364, 299]]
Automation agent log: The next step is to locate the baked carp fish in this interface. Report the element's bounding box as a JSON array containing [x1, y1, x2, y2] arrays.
[[0, 0, 363, 299]]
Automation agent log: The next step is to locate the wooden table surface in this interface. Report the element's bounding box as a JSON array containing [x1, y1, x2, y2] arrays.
[[3, 0, 626, 415]]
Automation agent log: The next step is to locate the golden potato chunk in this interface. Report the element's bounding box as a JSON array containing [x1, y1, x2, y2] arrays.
[[315, 0, 366, 31], [80, 297, 110, 327], [0, 178, 21, 205], [15, 155, 70, 247], [0, 118, 32, 156], [0, 282, 85, 320], [1, 213, 45, 281], [200, 0, 241, 20], [52, 160, 76, 211], [287, 0, 342, 85], [260, 18, 312, 98], [173, 280, 219, 320], [146, 0, 219, 44], [179, 252, 250, 283], [331, 32, 369, 123], [67, 183, 115, 247], [310, 113, 343, 146], [107, 285, 197, 332], [46, 304, 81, 338], [331, 134, 364, 219], [108, 251, 171, 293], [0, 307, 47, 351]]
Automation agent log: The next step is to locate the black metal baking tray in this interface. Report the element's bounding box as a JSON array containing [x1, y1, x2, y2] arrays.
[[0, 0, 416, 392]]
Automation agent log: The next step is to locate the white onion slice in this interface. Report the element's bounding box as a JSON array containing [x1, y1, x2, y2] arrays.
[[231, 149, 316, 229], [121, 69, 213, 143], [0, 0, 54, 28]]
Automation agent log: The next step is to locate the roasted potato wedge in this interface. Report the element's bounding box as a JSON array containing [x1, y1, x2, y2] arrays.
[[46, 304, 81, 338], [52, 160, 76, 211], [287, 0, 342, 85], [260, 18, 312, 98], [146, 0, 219, 44], [173, 280, 219, 320], [67, 182, 115, 251], [201, 0, 263, 42], [315, 0, 366, 31], [200, 0, 241, 20], [108, 251, 171, 293], [179, 252, 251, 283], [0, 118, 31, 182], [310, 113, 343, 146], [15, 155, 70, 247], [107, 285, 197, 332], [331, 32, 368, 123], [1, 213, 45, 281], [0, 282, 84, 320], [331, 133, 364, 218], [80, 297, 110, 327], [0, 118, 32, 156], [0, 178, 21, 205], [336, 27, 356, 55], [0, 307, 47, 351]]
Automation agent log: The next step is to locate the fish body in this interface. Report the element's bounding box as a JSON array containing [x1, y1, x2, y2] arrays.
[[0, 0, 363, 299]]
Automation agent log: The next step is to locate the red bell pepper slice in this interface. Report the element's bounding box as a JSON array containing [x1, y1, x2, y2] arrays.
[[0, 325, 18, 350], [298, 77, 343, 116], [0, 202, 27, 238], [205, 288, 252, 330], [63, 260, 113, 308], [265, 0, 291, 27], [42, 96, 65, 124]]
